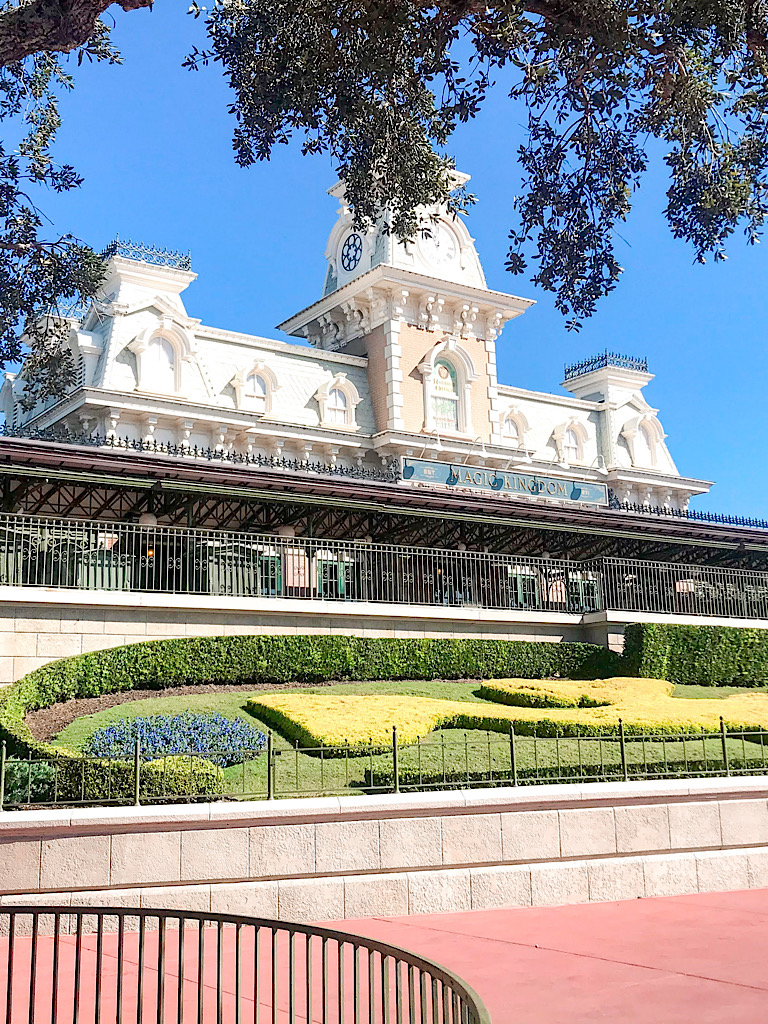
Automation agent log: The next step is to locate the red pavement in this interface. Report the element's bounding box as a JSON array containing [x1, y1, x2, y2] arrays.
[[330, 888, 768, 1023]]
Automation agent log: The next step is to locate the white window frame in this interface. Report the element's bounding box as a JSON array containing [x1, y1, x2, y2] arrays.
[[316, 372, 361, 430]]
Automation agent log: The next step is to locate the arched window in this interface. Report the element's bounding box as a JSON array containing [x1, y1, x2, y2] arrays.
[[637, 423, 656, 466], [563, 428, 580, 463], [246, 373, 267, 414], [146, 337, 176, 391], [431, 358, 459, 433], [503, 416, 521, 447], [326, 387, 348, 425]]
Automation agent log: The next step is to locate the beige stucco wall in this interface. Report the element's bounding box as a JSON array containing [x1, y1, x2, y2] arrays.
[[396, 324, 494, 441], [2, 778, 768, 921]]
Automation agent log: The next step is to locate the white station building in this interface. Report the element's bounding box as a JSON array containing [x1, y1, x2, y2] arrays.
[[0, 174, 763, 684]]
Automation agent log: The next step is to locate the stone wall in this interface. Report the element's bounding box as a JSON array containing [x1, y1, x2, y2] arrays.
[[0, 586, 584, 684], [2, 778, 768, 921]]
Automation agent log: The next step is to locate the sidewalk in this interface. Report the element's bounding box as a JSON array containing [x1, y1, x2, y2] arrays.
[[331, 888, 768, 1023]]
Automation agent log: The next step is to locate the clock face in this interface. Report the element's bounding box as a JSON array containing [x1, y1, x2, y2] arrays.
[[340, 233, 363, 272], [420, 223, 458, 265]]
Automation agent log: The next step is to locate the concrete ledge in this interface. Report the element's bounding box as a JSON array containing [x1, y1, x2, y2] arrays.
[[4, 848, 767, 922], [2, 778, 768, 916]]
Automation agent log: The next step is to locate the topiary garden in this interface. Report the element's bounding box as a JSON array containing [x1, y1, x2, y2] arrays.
[[2, 625, 768, 807]]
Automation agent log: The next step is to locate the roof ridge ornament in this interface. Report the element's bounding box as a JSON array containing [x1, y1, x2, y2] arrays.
[[101, 238, 192, 272], [564, 351, 649, 381]]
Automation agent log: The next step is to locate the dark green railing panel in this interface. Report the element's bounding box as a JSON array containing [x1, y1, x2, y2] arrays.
[[2, 511, 768, 621]]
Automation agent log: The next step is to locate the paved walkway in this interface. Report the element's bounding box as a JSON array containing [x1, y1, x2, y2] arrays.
[[331, 888, 768, 1023]]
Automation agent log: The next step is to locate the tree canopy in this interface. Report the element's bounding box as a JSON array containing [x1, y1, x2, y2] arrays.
[[2, 0, 768, 403]]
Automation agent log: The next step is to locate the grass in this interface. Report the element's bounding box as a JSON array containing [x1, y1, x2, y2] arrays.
[[47, 679, 768, 799]]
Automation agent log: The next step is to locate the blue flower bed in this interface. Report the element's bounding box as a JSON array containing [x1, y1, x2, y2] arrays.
[[83, 713, 266, 768]]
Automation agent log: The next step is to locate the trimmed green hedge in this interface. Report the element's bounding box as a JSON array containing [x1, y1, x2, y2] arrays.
[[624, 623, 768, 685], [0, 634, 622, 801]]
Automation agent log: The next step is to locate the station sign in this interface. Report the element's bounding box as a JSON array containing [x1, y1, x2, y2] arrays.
[[401, 457, 609, 507]]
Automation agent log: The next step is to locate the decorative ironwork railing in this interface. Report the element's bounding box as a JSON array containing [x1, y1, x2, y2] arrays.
[[0, 512, 767, 620], [0, 906, 491, 1024], [100, 237, 192, 271], [563, 351, 649, 380], [608, 492, 768, 531], [46, 298, 89, 322], [0, 425, 400, 483]]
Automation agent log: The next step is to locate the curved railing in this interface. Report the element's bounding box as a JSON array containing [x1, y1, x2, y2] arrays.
[[0, 905, 491, 1023]]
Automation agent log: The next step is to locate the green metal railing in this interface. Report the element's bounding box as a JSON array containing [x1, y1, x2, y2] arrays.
[[1, 719, 765, 809], [1, 510, 768, 620], [0, 906, 491, 1023]]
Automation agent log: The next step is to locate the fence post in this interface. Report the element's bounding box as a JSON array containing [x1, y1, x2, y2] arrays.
[[618, 719, 628, 782], [392, 726, 400, 794], [133, 738, 141, 806], [267, 731, 274, 800], [0, 740, 5, 811], [509, 725, 517, 787], [720, 717, 730, 777]]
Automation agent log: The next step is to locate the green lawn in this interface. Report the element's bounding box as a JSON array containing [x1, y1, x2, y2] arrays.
[[48, 679, 768, 799]]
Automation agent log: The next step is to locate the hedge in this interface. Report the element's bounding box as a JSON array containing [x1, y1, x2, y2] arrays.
[[623, 623, 768, 685], [0, 633, 621, 802]]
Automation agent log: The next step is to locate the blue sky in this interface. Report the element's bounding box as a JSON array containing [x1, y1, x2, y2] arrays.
[[38, 3, 768, 517]]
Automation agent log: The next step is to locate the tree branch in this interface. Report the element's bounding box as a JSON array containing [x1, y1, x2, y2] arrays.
[[0, 0, 152, 67]]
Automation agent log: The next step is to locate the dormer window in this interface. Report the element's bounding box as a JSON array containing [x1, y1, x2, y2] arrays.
[[431, 358, 460, 433], [564, 428, 580, 463], [327, 388, 348, 425], [246, 373, 268, 414], [232, 362, 279, 415], [316, 373, 361, 430]]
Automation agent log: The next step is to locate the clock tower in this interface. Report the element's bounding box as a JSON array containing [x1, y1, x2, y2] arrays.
[[278, 172, 534, 462]]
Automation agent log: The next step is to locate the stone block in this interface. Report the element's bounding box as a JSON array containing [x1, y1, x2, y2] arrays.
[[144, 622, 184, 638], [642, 853, 698, 897], [0, 839, 41, 892], [250, 823, 316, 878], [278, 877, 345, 923], [558, 808, 616, 858], [140, 885, 212, 913], [587, 858, 645, 902], [441, 813, 502, 866], [104, 617, 140, 635], [719, 799, 768, 846], [315, 820, 379, 873], [0, 633, 37, 657], [407, 869, 471, 915], [80, 635, 125, 653], [180, 827, 249, 883], [14, 613, 62, 633], [469, 865, 532, 910], [748, 849, 768, 888], [110, 831, 181, 886], [501, 810, 560, 862], [41, 835, 111, 890], [530, 862, 589, 907], [695, 850, 751, 893], [379, 816, 442, 870], [36, 634, 82, 659], [668, 801, 721, 849], [614, 805, 670, 854], [343, 874, 409, 918], [69, 613, 106, 635], [210, 881, 279, 919]]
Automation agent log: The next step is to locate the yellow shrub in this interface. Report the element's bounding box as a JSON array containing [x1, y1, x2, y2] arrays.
[[247, 678, 768, 748]]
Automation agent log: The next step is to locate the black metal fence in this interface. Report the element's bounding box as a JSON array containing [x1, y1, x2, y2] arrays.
[[2, 511, 768, 620], [0, 906, 491, 1023], [2, 720, 765, 809]]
